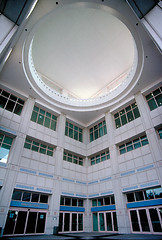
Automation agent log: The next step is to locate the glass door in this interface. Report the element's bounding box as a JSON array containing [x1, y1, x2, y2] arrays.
[[129, 207, 162, 234], [59, 212, 84, 232], [92, 211, 118, 232], [4, 209, 47, 236]]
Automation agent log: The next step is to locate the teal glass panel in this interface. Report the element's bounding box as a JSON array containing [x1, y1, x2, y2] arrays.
[[51, 120, 56, 130], [17, 99, 24, 105], [99, 127, 103, 137], [52, 115, 57, 120], [141, 136, 149, 146], [74, 130, 78, 140], [69, 123, 73, 129], [44, 117, 50, 128], [33, 106, 39, 112], [68, 153, 72, 162], [114, 112, 119, 118], [149, 208, 162, 232], [40, 109, 45, 115], [153, 89, 160, 96], [98, 198, 103, 206], [148, 99, 157, 111], [127, 111, 134, 122], [14, 104, 23, 115], [74, 126, 78, 131], [65, 126, 68, 136], [31, 111, 38, 122], [37, 114, 44, 125], [96, 155, 100, 163], [46, 112, 51, 118], [121, 114, 127, 125], [90, 133, 93, 142], [133, 107, 140, 118], [139, 209, 150, 232], [32, 144, 39, 152], [101, 153, 106, 161], [69, 128, 73, 138], [126, 105, 131, 112], [94, 130, 98, 140], [126, 142, 133, 152], [155, 94, 162, 107], [47, 150, 53, 156], [144, 189, 154, 200], [106, 212, 113, 231], [40, 144, 46, 154], [78, 214, 83, 231], [113, 212, 118, 231], [92, 199, 97, 206], [78, 199, 83, 207], [133, 139, 141, 149], [146, 93, 152, 100], [24, 143, 31, 149], [91, 157, 95, 165], [104, 123, 107, 134], [93, 213, 98, 231], [130, 210, 140, 232], [120, 148, 126, 155], [4, 136, 13, 145], [0, 96, 7, 108], [115, 118, 121, 128], [158, 129, 162, 139], [79, 133, 82, 142], [99, 213, 105, 231], [6, 100, 15, 112], [79, 160, 83, 166]]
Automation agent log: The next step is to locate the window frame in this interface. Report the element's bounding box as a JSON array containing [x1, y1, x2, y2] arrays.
[[65, 121, 83, 142], [89, 120, 107, 142]]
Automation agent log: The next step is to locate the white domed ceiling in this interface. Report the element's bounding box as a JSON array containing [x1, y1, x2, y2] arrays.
[[31, 3, 135, 100]]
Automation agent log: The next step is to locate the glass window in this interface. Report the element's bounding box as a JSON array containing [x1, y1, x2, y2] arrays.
[[65, 198, 71, 206], [98, 198, 103, 206], [63, 151, 83, 166], [130, 210, 140, 231], [157, 128, 162, 139], [104, 197, 110, 205], [89, 120, 107, 142], [78, 199, 83, 207], [40, 195, 48, 203], [90, 149, 110, 165], [12, 190, 22, 201], [114, 102, 140, 128], [65, 121, 83, 142], [72, 198, 77, 206], [0, 89, 24, 115], [153, 188, 162, 199], [145, 87, 162, 111], [31, 106, 57, 131], [135, 191, 144, 201], [0, 134, 13, 163], [31, 193, 39, 202], [127, 193, 135, 202], [144, 189, 154, 200], [22, 192, 31, 202], [92, 199, 97, 207], [24, 138, 54, 156]]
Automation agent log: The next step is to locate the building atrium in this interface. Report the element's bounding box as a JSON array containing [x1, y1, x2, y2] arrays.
[[0, 0, 162, 237]]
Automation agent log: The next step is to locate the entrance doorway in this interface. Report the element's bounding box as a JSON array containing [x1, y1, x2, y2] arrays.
[[3, 208, 47, 235], [92, 211, 118, 232], [129, 207, 162, 234], [58, 212, 84, 232]]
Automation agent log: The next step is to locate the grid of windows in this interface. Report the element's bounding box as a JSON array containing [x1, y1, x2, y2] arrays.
[[90, 150, 110, 166], [63, 151, 83, 166], [12, 190, 48, 203], [65, 121, 83, 142], [89, 120, 107, 142], [60, 196, 84, 207], [0, 133, 13, 163], [145, 87, 162, 111], [0, 88, 24, 115], [92, 195, 115, 207], [31, 106, 57, 131], [24, 138, 54, 156], [114, 102, 140, 128], [157, 128, 162, 139], [119, 135, 149, 155], [126, 187, 162, 203]]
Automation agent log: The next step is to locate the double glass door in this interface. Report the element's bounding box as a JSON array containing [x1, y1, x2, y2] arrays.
[[4, 208, 46, 235], [93, 211, 118, 232], [129, 207, 162, 234], [59, 212, 84, 232]]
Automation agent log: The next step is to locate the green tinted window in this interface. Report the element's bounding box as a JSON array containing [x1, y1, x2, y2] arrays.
[[145, 87, 162, 111]]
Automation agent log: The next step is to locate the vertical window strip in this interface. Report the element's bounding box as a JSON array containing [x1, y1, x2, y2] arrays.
[[31, 106, 57, 131], [145, 86, 162, 111], [0, 88, 24, 115], [89, 120, 107, 142], [63, 151, 83, 166], [65, 121, 83, 142], [0, 133, 13, 163], [158, 128, 162, 139], [24, 138, 54, 156], [90, 150, 110, 165], [114, 102, 140, 129], [92, 195, 115, 206], [119, 135, 149, 155]]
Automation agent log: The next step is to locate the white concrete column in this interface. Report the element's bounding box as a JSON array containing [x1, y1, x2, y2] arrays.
[[105, 111, 131, 234], [135, 92, 162, 184], [84, 199, 92, 232]]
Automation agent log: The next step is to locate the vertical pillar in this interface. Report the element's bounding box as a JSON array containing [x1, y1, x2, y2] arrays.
[[50, 113, 66, 234], [135, 92, 162, 184], [0, 97, 36, 235], [105, 111, 131, 234]]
